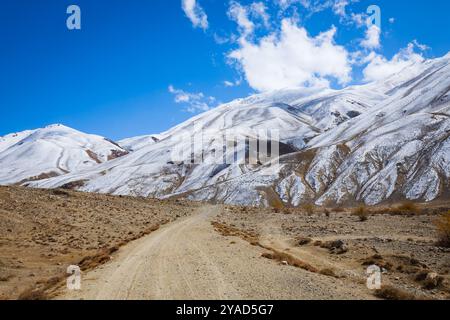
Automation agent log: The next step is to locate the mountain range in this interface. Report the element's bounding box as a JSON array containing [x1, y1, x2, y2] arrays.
[[1, 53, 450, 207]]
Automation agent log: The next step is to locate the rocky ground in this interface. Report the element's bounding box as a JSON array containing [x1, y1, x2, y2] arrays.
[[214, 203, 450, 300], [0, 186, 199, 299], [0, 186, 449, 300]]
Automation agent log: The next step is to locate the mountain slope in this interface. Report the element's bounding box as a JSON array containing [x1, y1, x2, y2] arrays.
[[184, 54, 450, 206], [0, 124, 128, 185], [13, 53, 450, 206], [28, 83, 383, 198]]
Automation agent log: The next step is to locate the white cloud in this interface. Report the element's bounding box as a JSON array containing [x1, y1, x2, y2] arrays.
[[181, 0, 209, 30], [361, 24, 381, 49], [389, 17, 395, 24], [228, 19, 352, 92], [350, 13, 365, 27], [362, 42, 426, 82], [333, 0, 349, 17], [227, 1, 271, 39], [411, 39, 430, 51], [275, 0, 359, 19], [223, 78, 242, 87], [250, 2, 270, 28], [168, 85, 216, 113], [228, 1, 255, 37]]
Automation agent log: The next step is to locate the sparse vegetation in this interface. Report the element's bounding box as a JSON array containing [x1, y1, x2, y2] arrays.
[[352, 206, 369, 222], [374, 285, 417, 300], [395, 201, 420, 215], [319, 268, 338, 278], [296, 236, 313, 246], [271, 198, 284, 213], [17, 288, 49, 301], [0, 186, 197, 299], [301, 204, 315, 216], [435, 211, 450, 248], [259, 247, 318, 273], [211, 221, 259, 244]]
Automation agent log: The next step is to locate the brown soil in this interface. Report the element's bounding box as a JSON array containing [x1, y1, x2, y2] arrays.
[[0, 186, 199, 299], [213, 203, 450, 300]]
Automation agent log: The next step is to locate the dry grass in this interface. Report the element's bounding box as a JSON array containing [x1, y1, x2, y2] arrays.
[[212, 221, 321, 275], [17, 288, 49, 301], [17, 276, 63, 300], [352, 206, 369, 222], [260, 248, 318, 273], [270, 197, 284, 213], [0, 186, 198, 299], [319, 268, 339, 278], [211, 221, 259, 244], [301, 204, 315, 216], [397, 201, 419, 213], [374, 285, 418, 300], [435, 211, 450, 247]]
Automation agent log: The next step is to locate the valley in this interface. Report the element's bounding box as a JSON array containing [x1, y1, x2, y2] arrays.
[[0, 187, 448, 300]]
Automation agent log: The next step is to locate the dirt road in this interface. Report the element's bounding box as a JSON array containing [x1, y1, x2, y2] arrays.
[[58, 206, 372, 300]]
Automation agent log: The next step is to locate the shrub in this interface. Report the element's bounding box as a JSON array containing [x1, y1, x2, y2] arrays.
[[301, 204, 315, 216], [319, 268, 338, 278], [18, 288, 49, 300], [397, 201, 419, 214], [374, 285, 417, 300], [272, 201, 284, 213], [353, 206, 369, 222], [435, 211, 450, 248]]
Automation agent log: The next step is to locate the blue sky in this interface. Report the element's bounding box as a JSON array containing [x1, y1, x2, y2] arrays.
[[0, 0, 449, 140]]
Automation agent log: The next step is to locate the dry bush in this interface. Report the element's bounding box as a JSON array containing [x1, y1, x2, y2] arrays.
[[259, 246, 318, 273], [374, 285, 417, 300], [435, 211, 450, 248], [17, 288, 49, 300], [211, 221, 259, 244], [353, 206, 369, 222], [319, 268, 338, 278], [301, 204, 315, 216], [395, 201, 419, 215], [271, 199, 284, 213], [78, 246, 120, 271], [332, 207, 345, 213], [261, 252, 274, 260], [296, 236, 312, 246]]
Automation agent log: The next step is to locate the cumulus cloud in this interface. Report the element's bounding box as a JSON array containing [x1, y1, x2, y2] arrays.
[[362, 42, 427, 82], [181, 0, 209, 30], [168, 85, 216, 113], [228, 19, 352, 92], [361, 24, 381, 49]]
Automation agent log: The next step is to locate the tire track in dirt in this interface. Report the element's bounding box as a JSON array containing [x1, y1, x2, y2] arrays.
[[58, 206, 373, 300]]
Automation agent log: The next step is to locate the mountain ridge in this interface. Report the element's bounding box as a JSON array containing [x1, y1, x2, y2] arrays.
[[1, 53, 450, 207]]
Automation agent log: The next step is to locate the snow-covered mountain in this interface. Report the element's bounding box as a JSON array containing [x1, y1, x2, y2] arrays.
[[0, 124, 128, 185], [4, 53, 450, 207]]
